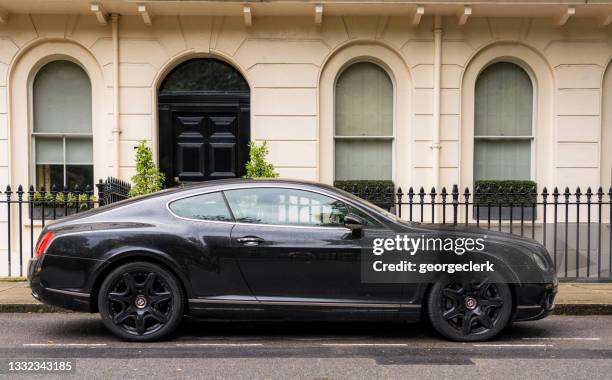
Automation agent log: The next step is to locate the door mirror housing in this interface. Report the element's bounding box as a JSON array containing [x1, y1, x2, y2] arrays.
[[344, 213, 366, 235]]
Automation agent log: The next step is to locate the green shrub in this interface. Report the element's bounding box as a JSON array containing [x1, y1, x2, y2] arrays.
[[244, 141, 279, 179], [32, 191, 97, 209], [129, 140, 165, 197], [474, 180, 537, 206], [334, 180, 395, 206]]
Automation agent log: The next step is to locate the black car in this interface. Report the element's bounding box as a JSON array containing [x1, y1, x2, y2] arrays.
[[28, 179, 557, 342]]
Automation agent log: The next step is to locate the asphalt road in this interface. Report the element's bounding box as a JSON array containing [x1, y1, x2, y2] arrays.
[[0, 314, 610, 379]]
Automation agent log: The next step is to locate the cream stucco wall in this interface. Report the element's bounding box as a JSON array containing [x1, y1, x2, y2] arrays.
[[1, 14, 609, 191], [1, 13, 612, 274]]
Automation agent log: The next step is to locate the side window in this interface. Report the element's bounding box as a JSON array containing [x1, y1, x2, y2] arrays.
[[224, 188, 348, 227], [169, 192, 233, 222], [349, 206, 384, 229]]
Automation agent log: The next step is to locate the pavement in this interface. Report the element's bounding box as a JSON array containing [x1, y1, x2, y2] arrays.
[[0, 314, 610, 378], [1, 281, 612, 314]]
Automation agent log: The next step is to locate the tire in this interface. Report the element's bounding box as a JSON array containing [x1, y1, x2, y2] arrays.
[[426, 275, 512, 342], [98, 261, 184, 342]]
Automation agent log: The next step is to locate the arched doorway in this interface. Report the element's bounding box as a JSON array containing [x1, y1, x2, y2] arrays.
[[158, 58, 250, 187]]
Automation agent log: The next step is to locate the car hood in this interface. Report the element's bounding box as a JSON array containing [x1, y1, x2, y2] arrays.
[[397, 222, 553, 269], [406, 223, 542, 248]]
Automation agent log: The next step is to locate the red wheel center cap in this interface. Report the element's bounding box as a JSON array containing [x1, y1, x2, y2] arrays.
[[464, 296, 477, 310], [135, 295, 147, 309]]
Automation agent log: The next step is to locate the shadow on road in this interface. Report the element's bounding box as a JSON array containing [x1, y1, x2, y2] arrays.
[[41, 314, 557, 343]]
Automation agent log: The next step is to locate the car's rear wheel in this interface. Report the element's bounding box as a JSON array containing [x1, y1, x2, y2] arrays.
[[426, 276, 512, 341], [98, 261, 184, 342]]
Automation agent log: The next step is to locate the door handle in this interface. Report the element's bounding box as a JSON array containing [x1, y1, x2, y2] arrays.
[[236, 236, 264, 246]]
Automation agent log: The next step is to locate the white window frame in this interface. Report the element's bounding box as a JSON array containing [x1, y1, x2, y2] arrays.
[[29, 59, 94, 189], [473, 60, 537, 182], [31, 134, 94, 188], [332, 59, 396, 182]]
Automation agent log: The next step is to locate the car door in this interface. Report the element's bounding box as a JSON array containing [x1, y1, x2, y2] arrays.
[[167, 191, 252, 300], [225, 186, 404, 306]]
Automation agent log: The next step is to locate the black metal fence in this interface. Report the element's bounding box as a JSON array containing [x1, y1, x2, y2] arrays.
[[1, 181, 611, 281], [349, 184, 612, 282], [96, 177, 132, 206], [1, 177, 130, 277]]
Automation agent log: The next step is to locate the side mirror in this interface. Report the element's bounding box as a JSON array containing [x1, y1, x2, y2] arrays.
[[344, 213, 366, 233]]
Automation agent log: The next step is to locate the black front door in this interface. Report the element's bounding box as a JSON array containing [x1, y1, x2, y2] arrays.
[[158, 95, 250, 187], [157, 58, 250, 187]]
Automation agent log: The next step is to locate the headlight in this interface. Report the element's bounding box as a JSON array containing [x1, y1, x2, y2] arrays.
[[531, 252, 548, 271]]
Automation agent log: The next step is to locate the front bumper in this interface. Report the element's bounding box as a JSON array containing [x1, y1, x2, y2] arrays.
[[513, 280, 558, 322], [28, 258, 92, 312]]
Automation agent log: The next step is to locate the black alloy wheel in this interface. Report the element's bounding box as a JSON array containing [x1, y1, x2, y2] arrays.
[[427, 277, 512, 341], [98, 262, 184, 342]]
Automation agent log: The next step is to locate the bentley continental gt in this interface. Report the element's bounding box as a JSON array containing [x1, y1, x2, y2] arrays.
[[28, 179, 557, 342]]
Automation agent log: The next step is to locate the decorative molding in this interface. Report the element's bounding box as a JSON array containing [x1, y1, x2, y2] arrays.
[[556, 6, 575, 26], [90, 2, 108, 25], [138, 4, 152, 26], [243, 6, 252, 27], [412, 5, 425, 26], [0, 8, 8, 24], [599, 12, 612, 27], [458, 5, 472, 26], [315, 4, 323, 25]]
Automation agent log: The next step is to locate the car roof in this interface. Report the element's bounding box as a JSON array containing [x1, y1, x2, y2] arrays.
[[181, 178, 326, 187], [175, 178, 339, 193]]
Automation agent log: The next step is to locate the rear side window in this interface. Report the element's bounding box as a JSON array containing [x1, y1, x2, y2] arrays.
[[169, 192, 233, 222]]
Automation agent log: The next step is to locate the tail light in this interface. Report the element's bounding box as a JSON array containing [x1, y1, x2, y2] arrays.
[[35, 230, 54, 259]]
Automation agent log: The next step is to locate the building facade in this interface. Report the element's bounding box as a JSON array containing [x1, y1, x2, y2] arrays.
[[1, 1, 612, 274]]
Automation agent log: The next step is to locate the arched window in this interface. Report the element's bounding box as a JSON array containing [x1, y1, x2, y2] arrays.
[[159, 58, 249, 93], [33, 60, 93, 189], [334, 62, 393, 181], [474, 62, 533, 181]]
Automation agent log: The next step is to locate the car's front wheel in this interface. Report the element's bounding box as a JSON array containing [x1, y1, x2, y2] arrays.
[[98, 261, 184, 342], [427, 276, 512, 341]]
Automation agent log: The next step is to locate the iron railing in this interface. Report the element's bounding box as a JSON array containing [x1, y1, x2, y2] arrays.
[[1, 177, 130, 277], [1, 182, 611, 281], [96, 177, 132, 206], [348, 184, 612, 281]]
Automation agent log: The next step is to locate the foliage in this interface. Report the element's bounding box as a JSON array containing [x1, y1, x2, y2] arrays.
[[244, 141, 279, 179], [129, 140, 165, 197], [474, 180, 537, 206], [32, 191, 97, 209], [334, 180, 395, 207]]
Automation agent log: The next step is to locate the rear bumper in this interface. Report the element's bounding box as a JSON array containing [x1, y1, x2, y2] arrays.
[[28, 258, 93, 312]]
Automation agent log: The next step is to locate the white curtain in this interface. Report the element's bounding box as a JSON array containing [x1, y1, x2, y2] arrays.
[[33, 60, 93, 188], [335, 62, 393, 181], [474, 62, 533, 181]]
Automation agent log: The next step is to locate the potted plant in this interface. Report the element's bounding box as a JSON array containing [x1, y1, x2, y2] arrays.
[[31, 190, 97, 219], [473, 180, 537, 220], [129, 140, 165, 197], [243, 141, 279, 179], [334, 180, 396, 211]]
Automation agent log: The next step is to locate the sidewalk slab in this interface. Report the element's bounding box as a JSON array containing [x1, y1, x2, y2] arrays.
[[1, 281, 612, 314]]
